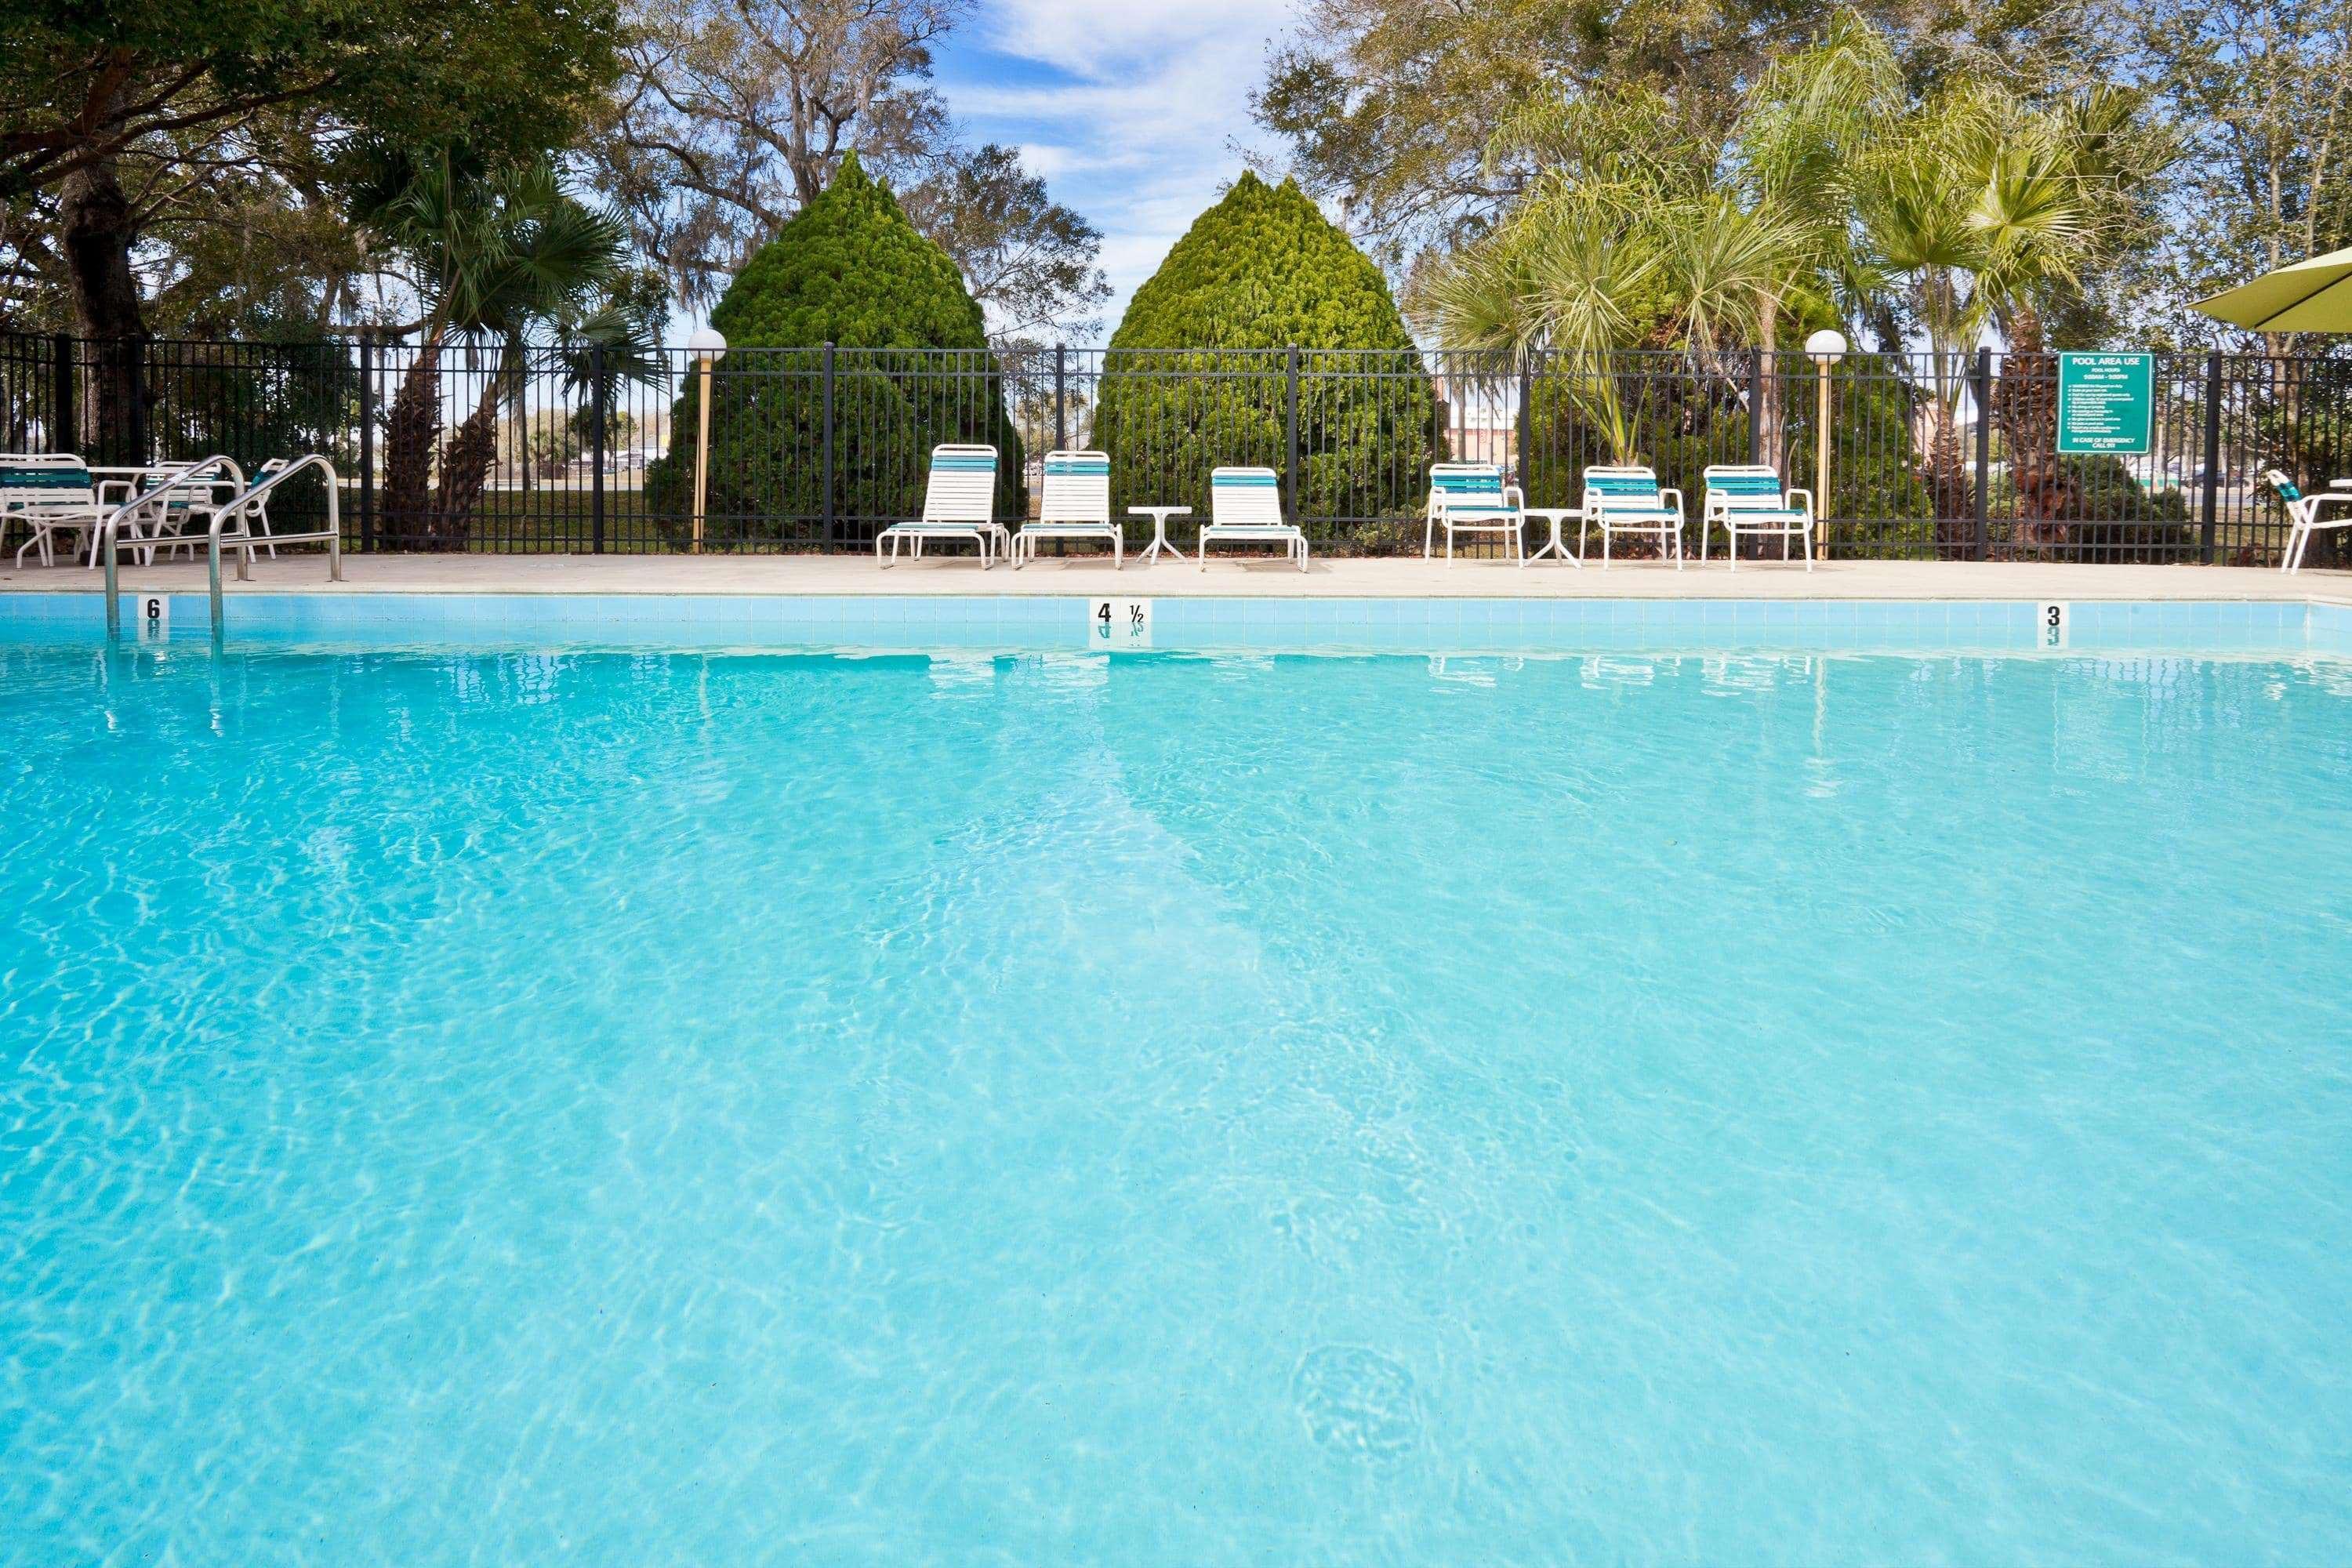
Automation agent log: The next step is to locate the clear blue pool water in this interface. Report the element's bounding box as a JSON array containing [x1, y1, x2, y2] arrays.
[[4, 641, 2350, 1565]]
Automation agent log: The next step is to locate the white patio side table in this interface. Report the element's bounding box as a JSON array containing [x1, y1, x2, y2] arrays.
[[1523, 507, 1585, 566], [1130, 506, 1192, 564]]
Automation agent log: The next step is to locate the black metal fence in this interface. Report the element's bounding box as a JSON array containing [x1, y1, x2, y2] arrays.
[[2, 333, 2345, 564]]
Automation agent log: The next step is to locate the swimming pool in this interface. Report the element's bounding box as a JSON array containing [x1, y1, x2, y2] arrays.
[[5, 626, 2350, 1563]]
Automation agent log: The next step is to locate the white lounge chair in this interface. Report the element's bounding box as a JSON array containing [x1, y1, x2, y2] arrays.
[[1425, 462, 1526, 564], [1198, 466, 1308, 572], [877, 444, 1007, 568], [1582, 464, 1686, 569], [2269, 469, 2352, 572], [2, 454, 107, 567], [1700, 464, 1813, 571], [1015, 449, 1120, 568]]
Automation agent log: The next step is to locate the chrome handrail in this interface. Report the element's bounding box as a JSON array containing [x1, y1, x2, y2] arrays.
[[100, 455, 244, 635], [203, 456, 342, 637]]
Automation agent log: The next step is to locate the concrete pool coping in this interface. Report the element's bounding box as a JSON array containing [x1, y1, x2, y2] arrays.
[[5, 552, 2351, 605]]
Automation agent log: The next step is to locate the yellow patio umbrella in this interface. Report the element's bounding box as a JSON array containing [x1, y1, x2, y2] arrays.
[[2195, 245, 2352, 332]]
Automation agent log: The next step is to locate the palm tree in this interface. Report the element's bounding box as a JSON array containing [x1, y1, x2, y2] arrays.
[[1854, 83, 2176, 549], [1730, 15, 1904, 469], [374, 158, 637, 549], [1973, 87, 2177, 540], [1854, 115, 1997, 536], [1411, 184, 1661, 461], [1412, 180, 1808, 465]]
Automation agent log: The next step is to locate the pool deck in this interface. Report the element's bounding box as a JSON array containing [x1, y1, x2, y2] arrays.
[[5, 552, 2349, 604]]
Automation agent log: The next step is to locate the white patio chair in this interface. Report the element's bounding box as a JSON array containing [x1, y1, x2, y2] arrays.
[[877, 444, 1006, 568], [2268, 469, 2352, 572], [89, 459, 245, 568], [1582, 464, 1686, 569], [1425, 461, 1526, 564], [1700, 463, 1813, 571], [1016, 449, 1120, 568], [2, 454, 108, 567], [1198, 466, 1308, 571], [237, 457, 287, 561]]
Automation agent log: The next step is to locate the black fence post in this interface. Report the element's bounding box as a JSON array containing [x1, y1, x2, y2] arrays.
[[1748, 346, 1763, 466], [2199, 350, 2223, 564], [50, 332, 71, 452], [590, 343, 608, 554], [1284, 343, 1301, 523], [821, 341, 836, 547], [1054, 344, 1067, 452], [1515, 350, 1533, 486], [358, 330, 376, 554], [1972, 347, 1993, 561], [127, 342, 149, 463]]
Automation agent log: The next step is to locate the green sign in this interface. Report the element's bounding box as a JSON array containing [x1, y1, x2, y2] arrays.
[[2056, 351, 2153, 455]]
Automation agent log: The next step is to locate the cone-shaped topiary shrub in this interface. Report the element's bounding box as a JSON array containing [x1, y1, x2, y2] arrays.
[[1092, 172, 1436, 539], [647, 151, 1022, 546]]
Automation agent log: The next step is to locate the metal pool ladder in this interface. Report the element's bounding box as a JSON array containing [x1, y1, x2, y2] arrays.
[[102, 454, 343, 640]]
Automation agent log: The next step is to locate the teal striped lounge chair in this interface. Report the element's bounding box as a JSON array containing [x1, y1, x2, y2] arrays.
[[2268, 469, 2352, 572], [1424, 462, 1526, 564], [2, 454, 105, 567], [878, 444, 1007, 568], [1016, 449, 1120, 568], [1581, 465, 1686, 569], [1199, 466, 1307, 571], [1700, 464, 1814, 571]]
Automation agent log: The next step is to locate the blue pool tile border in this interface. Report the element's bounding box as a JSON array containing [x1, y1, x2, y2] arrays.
[[5, 590, 2351, 658]]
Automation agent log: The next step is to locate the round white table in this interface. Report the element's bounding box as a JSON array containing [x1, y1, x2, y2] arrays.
[[1523, 506, 1584, 565], [1129, 506, 1192, 564]]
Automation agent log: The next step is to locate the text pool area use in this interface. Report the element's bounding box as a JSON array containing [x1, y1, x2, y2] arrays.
[[4, 590, 2350, 1566]]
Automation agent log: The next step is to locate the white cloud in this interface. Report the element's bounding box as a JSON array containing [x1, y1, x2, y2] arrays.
[[978, 0, 1290, 82], [1014, 142, 1077, 180], [939, 0, 1309, 329]]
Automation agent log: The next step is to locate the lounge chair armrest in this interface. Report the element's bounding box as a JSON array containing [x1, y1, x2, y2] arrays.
[[1784, 487, 1814, 516], [1660, 487, 1685, 517], [1503, 485, 1526, 509]]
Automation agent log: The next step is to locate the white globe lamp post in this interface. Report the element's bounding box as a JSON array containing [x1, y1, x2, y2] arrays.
[[1805, 329, 1847, 560], [688, 327, 728, 555]]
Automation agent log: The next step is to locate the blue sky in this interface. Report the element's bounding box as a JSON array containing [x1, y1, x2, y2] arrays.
[[930, 0, 1307, 332]]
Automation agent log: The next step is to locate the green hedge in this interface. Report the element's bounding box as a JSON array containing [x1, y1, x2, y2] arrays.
[[1091, 173, 1437, 521], [645, 153, 1022, 543]]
